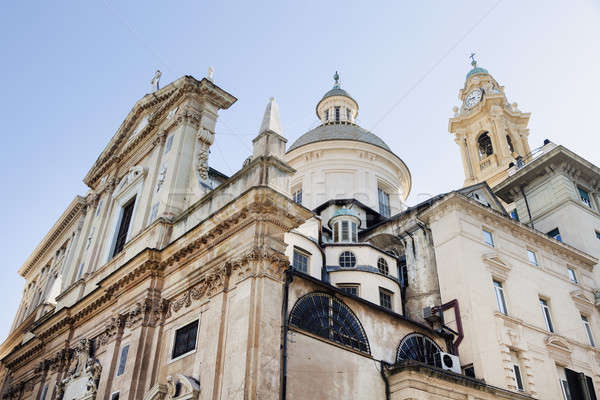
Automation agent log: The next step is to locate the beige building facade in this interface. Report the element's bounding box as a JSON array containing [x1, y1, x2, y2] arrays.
[[1, 65, 599, 400]]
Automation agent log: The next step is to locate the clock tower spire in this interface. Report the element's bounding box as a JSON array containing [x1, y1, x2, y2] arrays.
[[449, 57, 532, 187]]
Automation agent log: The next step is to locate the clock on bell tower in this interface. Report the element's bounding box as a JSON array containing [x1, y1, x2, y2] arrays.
[[449, 56, 532, 188]]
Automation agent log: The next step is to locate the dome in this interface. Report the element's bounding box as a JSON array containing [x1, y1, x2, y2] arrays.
[[321, 87, 356, 103], [466, 66, 489, 80], [287, 123, 391, 152]]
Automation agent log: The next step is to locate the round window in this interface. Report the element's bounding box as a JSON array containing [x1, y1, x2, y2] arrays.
[[339, 251, 356, 268], [377, 257, 389, 275]]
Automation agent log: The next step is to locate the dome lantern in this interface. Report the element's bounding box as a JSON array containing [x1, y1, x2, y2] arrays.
[[316, 72, 359, 124]]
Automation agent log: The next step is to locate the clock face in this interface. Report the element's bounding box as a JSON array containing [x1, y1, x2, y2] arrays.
[[465, 89, 483, 108]]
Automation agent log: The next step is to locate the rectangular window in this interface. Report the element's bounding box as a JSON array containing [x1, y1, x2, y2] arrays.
[[172, 320, 199, 359], [483, 229, 494, 246], [346, 108, 351, 120], [292, 189, 302, 205], [510, 351, 525, 391], [96, 199, 103, 217], [341, 221, 349, 241], [548, 228, 562, 242], [351, 222, 357, 242], [578, 187, 592, 208], [558, 367, 572, 400], [335, 106, 340, 121], [164, 135, 174, 153], [493, 280, 507, 314], [110, 392, 120, 400], [116, 344, 129, 376], [113, 197, 136, 257], [379, 288, 392, 310], [40, 384, 48, 400], [510, 208, 519, 221], [568, 267, 578, 284], [338, 284, 359, 296], [325, 109, 329, 121], [540, 298, 554, 332], [582, 315, 595, 347], [378, 188, 391, 218], [293, 248, 309, 273], [527, 250, 538, 266]]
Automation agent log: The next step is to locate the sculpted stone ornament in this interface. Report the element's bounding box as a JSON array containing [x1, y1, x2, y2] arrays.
[[165, 374, 200, 400], [58, 339, 103, 400], [195, 129, 214, 181], [151, 70, 162, 92]]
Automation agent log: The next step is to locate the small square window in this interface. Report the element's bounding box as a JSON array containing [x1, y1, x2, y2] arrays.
[[482, 229, 494, 246], [172, 320, 199, 359], [338, 284, 359, 296], [567, 267, 578, 284], [510, 208, 519, 221], [379, 288, 392, 310], [527, 250, 538, 266], [293, 248, 309, 273]]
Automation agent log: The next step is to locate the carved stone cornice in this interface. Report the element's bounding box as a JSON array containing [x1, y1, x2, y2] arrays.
[[570, 289, 594, 315]]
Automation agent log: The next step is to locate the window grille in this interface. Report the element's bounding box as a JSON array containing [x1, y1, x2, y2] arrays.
[[293, 249, 309, 273], [379, 288, 392, 310], [338, 284, 359, 296], [377, 258, 389, 275], [289, 292, 370, 353], [339, 251, 356, 268], [396, 333, 442, 367]]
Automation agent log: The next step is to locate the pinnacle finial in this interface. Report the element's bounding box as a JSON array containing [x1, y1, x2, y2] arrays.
[[470, 52, 477, 68], [258, 97, 283, 136], [333, 71, 340, 88]]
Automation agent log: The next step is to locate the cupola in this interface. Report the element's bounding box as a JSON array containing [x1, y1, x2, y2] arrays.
[[328, 208, 361, 243], [316, 72, 359, 124]]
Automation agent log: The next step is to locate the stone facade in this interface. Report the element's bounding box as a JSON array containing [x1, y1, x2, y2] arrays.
[[2, 67, 600, 400]]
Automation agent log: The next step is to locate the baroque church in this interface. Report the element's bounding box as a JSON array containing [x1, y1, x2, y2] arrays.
[[1, 60, 600, 400]]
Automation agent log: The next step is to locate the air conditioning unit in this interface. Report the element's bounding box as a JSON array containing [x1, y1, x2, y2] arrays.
[[436, 352, 461, 374]]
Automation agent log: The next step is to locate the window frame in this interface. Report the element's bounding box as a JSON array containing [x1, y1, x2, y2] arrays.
[[567, 267, 578, 284], [527, 249, 538, 266], [335, 106, 340, 122], [339, 251, 357, 269], [337, 283, 360, 296], [493, 280, 508, 315], [379, 287, 393, 310], [482, 229, 494, 247], [170, 318, 200, 362], [110, 392, 120, 400], [548, 227, 562, 242], [378, 187, 391, 218], [540, 298, 555, 333], [377, 257, 389, 276], [292, 187, 302, 205], [116, 344, 129, 377], [292, 247, 310, 273], [582, 315, 595, 347], [578, 187, 593, 208]]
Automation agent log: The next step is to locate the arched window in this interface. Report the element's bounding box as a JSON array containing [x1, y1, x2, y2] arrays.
[[396, 333, 442, 367], [477, 132, 494, 159], [339, 251, 356, 268], [506, 134, 514, 153], [289, 292, 370, 353], [377, 258, 389, 275]]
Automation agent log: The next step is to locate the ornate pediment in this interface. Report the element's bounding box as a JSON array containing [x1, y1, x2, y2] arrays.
[[113, 166, 147, 198], [570, 290, 594, 315], [545, 334, 572, 366], [482, 252, 511, 280]]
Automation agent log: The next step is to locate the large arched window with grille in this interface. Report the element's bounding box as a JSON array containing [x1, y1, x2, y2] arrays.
[[478, 132, 494, 159], [289, 292, 370, 354], [396, 333, 442, 366]]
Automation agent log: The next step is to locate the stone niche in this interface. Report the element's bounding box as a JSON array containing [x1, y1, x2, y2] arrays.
[[58, 339, 102, 400]]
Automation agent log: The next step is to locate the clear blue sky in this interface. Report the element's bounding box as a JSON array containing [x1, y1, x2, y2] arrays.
[[1, 1, 599, 341]]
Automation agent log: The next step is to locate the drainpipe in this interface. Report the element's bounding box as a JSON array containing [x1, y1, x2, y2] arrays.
[[280, 269, 293, 400], [432, 299, 464, 356], [520, 185, 534, 229], [379, 360, 391, 400]]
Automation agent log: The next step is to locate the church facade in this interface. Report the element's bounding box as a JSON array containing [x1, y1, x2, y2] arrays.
[[1, 63, 599, 400]]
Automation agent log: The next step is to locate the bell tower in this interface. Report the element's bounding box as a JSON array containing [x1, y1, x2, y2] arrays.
[[449, 56, 532, 187]]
